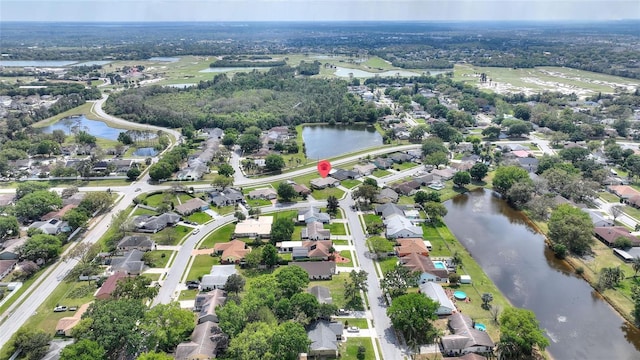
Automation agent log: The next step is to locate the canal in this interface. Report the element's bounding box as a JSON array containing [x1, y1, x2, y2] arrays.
[[443, 189, 640, 359]]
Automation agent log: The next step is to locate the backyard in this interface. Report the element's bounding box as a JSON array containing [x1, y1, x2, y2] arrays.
[[308, 272, 349, 308]]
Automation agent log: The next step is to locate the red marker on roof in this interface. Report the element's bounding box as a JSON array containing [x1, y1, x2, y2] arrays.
[[317, 160, 331, 178]]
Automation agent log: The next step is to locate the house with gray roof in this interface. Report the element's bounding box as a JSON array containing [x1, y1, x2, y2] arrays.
[[133, 212, 181, 233], [373, 157, 393, 169], [310, 177, 340, 190], [0, 238, 26, 260], [353, 163, 376, 176], [441, 313, 495, 357], [385, 214, 423, 239], [200, 265, 238, 291], [110, 249, 145, 275], [298, 207, 330, 224], [174, 322, 226, 360], [209, 188, 244, 207], [419, 282, 455, 315], [301, 221, 331, 240], [28, 218, 70, 235], [175, 197, 209, 216], [308, 286, 333, 304], [330, 169, 359, 181], [289, 261, 336, 280], [117, 235, 154, 252], [375, 188, 399, 204], [195, 289, 227, 324], [307, 320, 344, 358], [375, 203, 405, 219]]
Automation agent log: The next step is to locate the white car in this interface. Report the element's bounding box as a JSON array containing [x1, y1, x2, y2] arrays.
[[347, 326, 360, 333], [192, 228, 200, 235]]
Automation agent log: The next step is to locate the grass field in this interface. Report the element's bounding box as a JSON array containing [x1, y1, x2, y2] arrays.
[[150, 225, 190, 245], [341, 337, 375, 360], [144, 250, 174, 268], [308, 272, 349, 308], [312, 187, 345, 200], [186, 255, 221, 282], [341, 317, 369, 329], [392, 162, 418, 171], [326, 222, 347, 236], [372, 169, 391, 177], [199, 223, 235, 249], [341, 179, 362, 189], [599, 192, 620, 204], [187, 212, 212, 224]]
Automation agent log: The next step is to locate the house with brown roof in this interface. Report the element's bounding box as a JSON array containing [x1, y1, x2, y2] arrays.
[[55, 302, 91, 337], [396, 238, 430, 257], [310, 177, 340, 190], [213, 240, 251, 264], [195, 289, 227, 324], [293, 183, 312, 196], [594, 226, 640, 247], [293, 240, 333, 260], [248, 187, 278, 200], [301, 221, 331, 240], [174, 322, 226, 360], [400, 253, 449, 283], [41, 204, 77, 221], [0, 238, 26, 260], [95, 272, 129, 300], [288, 261, 336, 280], [0, 259, 17, 280], [609, 185, 640, 199], [175, 197, 209, 216]]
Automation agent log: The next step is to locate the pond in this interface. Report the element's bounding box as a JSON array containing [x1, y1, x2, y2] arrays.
[[443, 189, 640, 360], [148, 57, 180, 62], [40, 115, 125, 141], [133, 147, 158, 157], [0, 60, 78, 67], [302, 124, 382, 159], [332, 66, 447, 78]]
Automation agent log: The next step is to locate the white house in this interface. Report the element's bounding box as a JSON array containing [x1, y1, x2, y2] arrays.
[[200, 265, 238, 291], [384, 214, 423, 239], [419, 282, 455, 315]]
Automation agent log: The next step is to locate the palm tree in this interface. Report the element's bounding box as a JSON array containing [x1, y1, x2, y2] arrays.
[[633, 257, 640, 277]]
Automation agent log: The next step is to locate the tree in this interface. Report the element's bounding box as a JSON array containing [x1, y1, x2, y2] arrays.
[[448, 273, 461, 285], [498, 307, 549, 358], [277, 182, 296, 202], [35, 139, 60, 156], [363, 177, 378, 187], [265, 154, 285, 172], [136, 352, 174, 360], [344, 270, 368, 309], [8, 327, 52, 360], [452, 171, 471, 188], [140, 303, 195, 352], [63, 208, 90, 229], [559, 147, 590, 164], [548, 204, 594, 255], [149, 162, 174, 181], [387, 293, 439, 349], [112, 276, 158, 301], [217, 300, 247, 338], [423, 201, 448, 221], [290, 292, 320, 322], [493, 166, 531, 195], [506, 180, 534, 209], [19, 234, 62, 263], [0, 215, 19, 241], [481, 126, 501, 140], [513, 104, 531, 121], [632, 286, 640, 326], [633, 257, 640, 277], [76, 131, 97, 145], [421, 137, 448, 157], [271, 322, 311, 360], [237, 133, 261, 153], [625, 154, 640, 179], [225, 273, 246, 294], [326, 195, 339, 215], [211, 175, 233, 189], [352, 184, 379, 206], [381, 265, 420, 298], [218, 163, 235, 177], [14, 190, 62, 221], [15, 182, 49, 200], [270, 217, 294, 244], [261, 243, 280, 268], [469, 163, 489, 181], [60, 339, 106, 360], [79, 192, 114, 214], [51, 129, 67, 144], [77, 299, 146, 358], [597, 266, 625, 290], [409, 125, 427, 142], [481, 293, 494, 310], [226, 322, 275, 360], [127, 167, 141, 180], [610, 205, 624, 222], [275, 265, 310, 298], [425, 151, 449, 167], [414, 190, 440, 204]]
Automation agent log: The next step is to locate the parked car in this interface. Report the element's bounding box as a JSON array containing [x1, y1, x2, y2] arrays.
[[68, 306, 78, 311], [187, 280, 200, 289], [53, 306, 67, 312], [336, 308, 349, 315], [347, 326, 360, 333], [192, 228, 200, 235]]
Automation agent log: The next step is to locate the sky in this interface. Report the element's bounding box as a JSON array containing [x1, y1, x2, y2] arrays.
[[1, 0, 639, 22]]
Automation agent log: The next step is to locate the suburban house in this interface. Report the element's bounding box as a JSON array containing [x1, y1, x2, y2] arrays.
[[395, 238, 430, 257], [0, 259, 17, 280], [375, 203, 405, 219], [292, 240, 334, 260], [95, 272, 129, 300], [441, 353, 487, 360], [54, 302, 91, 337], [400, 253, 449, 283], [109, 249, 145, 275], [175, 197, 209, 216], [384, 214, 424, 239], [0, 238, 26, 260], [195, 289, 227, 323], [117, 235, 155, 252], [389, 152, 413, 163], [276, 241, 303, 253], [307, 320, 344, 358], [174, 321, 226, 360], [609, 185, 640, 199], [212, 240, 251, 264], [28, 218, 70, 235], [308, 286, 333, 304], [200, 265, 238, 290], [233, 216, 274, 238], [289, 261, 337, 280], [301, 221, 331, 240], [62, 192, 86, 206], [310, 177, 340, 190], [248, 187, 278, 200], [516, 157, 539, 173], [330, 169, 359, 181], [41, 204, 77, 221], [292, 183, 312, 196], [373, 157, 393, 169], [133, 213, 181, 233], [353, 163, 376, 176], [209, 188, 244, 207], [583, 209, 614, 227], [593, 226, 640, 247], [431, 168, 456, 180], [419, 282, 456, 315], [298, 207, 330, 224], [415, 173, 440, 186], [441, 313, 495, 357], [375, 188, 399, 204]]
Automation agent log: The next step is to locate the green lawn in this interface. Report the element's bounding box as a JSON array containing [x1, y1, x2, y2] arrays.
[[341, 337, 375, 360], [150, 225, 190, 245], [293, 225, 305, 240], [326, 222, 347, 235], [308, 272, 349, 308], [372, 169, 391, 177], [333, 240, 349, 245], [622, 205, 640, 222], [132, 207, 158, 217], [187, 212, 212, 224], [142, 273, 161, 282], [392, 162, 418, 171], [362, 214, 382, 225], [378, 257, 398, 275], [143, 193, 168, 207], [178, 289, 199, 301], [341, 179, 361, 189], [246, 198, 273, 207], [214, 205, 235, 215], [338, 250, 353, 267], [341, 317, 369, 329], [599, 191, 621, 204], [199, 223, 235, 249], [312, 187, 345, 200], [144, 250, 174, 268], [186, 255, 221, 282]]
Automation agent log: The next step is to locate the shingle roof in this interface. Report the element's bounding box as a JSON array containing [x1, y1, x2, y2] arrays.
[[307, 320, 343, 351], [419, 282, 455, 311], [308, 286, 332, 304]]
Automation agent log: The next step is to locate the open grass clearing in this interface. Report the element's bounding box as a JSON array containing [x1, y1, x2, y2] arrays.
[[187, 212, 212, 224], [372, 169, 391, 177], [326, 222, 347, 236], [199, 223, 235, 249], [178, 289, 199, 301], [333, 240, 349, 246], [149, 225, 190, 245], [308, 272, 349, 308], [213, 205, 235, 215], [132, 207, 158, 217], [341, 179, 361, 189], [341, 337, 375, 360], [144, 250, 174, 268], [186, 255, 220, 282], [599, 191, 621, 204], [392, 162, 419, 171], [341, 317, 369, 329], [142, 273, 161, 282]]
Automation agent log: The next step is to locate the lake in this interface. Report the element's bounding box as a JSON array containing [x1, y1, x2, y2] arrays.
[[332, 66, 447, 78], [444, 189, 640, 360], [148, 57, 180, 62], [40, 115, 125, 141], [302, 124, 382, 159], [0, 60, 78, 67]]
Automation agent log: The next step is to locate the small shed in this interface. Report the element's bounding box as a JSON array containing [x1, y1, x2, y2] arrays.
[[614, 248, 634, 263], [459, 275, 472, 284]]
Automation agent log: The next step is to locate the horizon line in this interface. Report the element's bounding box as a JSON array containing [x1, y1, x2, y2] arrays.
[[2, 19, 639, 24]]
